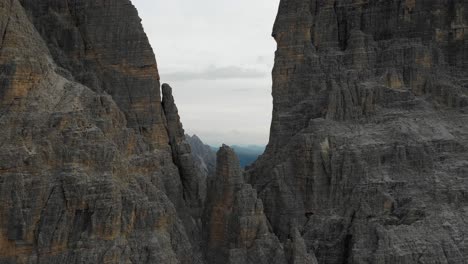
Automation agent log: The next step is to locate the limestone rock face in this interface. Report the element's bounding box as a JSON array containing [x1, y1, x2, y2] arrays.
[[248, 0, 468, 263], [3, 0, 468, 263], [163, 84, 207, 214], [0, 0, 203, 263], [19, 0, 168, 147], [204, 145, 286, 264]]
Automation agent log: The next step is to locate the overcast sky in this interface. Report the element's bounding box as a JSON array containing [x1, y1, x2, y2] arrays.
[[132, 0, 280, 146]]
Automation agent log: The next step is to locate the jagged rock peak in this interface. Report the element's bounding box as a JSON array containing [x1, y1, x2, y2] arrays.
[[204, 145, 287, 264], [162, 83, 175, 102], [215, 144, 244, 185], [187, 134, 205, 146], [162, 83, 207, 215]]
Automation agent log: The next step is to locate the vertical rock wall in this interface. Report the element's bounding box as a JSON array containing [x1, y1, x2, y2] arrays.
[[249, 0, 468, 263], [2, 0, 468, 264], [0, 0, 204, 263], [204, 145, 286, 264], [19, 0, 168, 146]]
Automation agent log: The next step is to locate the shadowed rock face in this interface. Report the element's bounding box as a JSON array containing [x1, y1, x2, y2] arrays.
[[248, 0, 468, 263]]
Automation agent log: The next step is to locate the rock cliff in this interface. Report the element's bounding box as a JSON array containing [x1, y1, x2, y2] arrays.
[[248, 0, 468, 263], [204, 145, 286, 264], [2, 0, 468, 264], [0, 0, 204, 263]]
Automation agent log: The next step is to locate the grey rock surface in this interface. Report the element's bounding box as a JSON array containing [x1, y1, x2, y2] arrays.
[[204, 145, 286, 264], [248, 0, 468, 263], [2, 0, 468, 263], [18, 0, 168, 144], [0, 0, 204, 263], [163, 84, 207, 215]]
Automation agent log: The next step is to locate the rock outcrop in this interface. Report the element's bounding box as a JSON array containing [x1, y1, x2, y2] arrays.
[[0, 0, 204, 263], [18, 0, 168, 146], [204, 145, 286, 264], [248, 0, 468, 263], [162, 84, 207, 215]]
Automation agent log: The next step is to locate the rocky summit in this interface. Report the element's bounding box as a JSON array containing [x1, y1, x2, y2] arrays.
[[0, 0, 467, 264]]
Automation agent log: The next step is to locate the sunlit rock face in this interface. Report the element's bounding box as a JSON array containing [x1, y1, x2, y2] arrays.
[[248, 0, 468, 263], [0, 0, 205, 263]]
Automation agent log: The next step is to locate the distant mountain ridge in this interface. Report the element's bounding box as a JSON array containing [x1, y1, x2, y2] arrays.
[[210, 144, 265, 168], [186, 134, 217, 176], [186, 134, 265, 169]]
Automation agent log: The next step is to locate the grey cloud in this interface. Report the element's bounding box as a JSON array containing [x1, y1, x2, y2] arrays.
[[163, 65, 266, 81], [229, 129, 242, 135], [230, 88, 251, 92], [256, 56, 267, 63]]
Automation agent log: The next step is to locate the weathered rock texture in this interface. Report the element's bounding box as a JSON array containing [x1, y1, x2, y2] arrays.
[[2, 0, 468, 263], [186, 134, 216, 177], [204, 145, 286, 264], [19, 0, 168, 145], [248, 0, 468, 263], [162, 84, 207, 215], [0, 0, 205, 263]]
